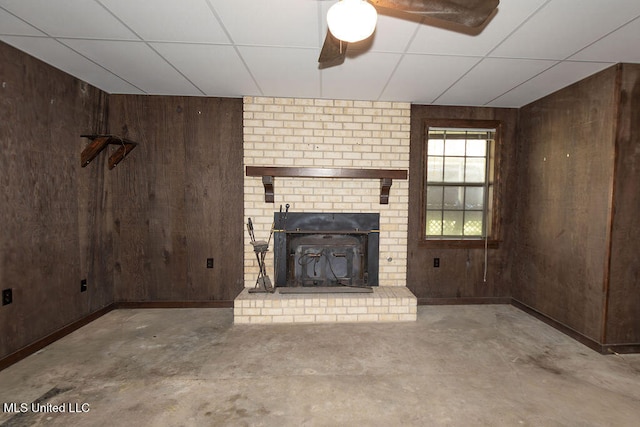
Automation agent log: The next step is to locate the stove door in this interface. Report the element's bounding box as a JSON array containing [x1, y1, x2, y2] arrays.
[[290, 235, 364, 286]]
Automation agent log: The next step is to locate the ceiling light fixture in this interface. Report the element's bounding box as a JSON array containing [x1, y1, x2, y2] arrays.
[[326, 0, 378, 43]]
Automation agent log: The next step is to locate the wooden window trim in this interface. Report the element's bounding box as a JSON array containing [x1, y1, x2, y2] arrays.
[[419, 119, 503, 248]]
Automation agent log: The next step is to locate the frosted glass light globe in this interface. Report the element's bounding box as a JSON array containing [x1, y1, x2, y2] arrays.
[[327, 0, 378, 43]]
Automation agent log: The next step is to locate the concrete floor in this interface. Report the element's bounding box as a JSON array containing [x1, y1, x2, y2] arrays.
[[1, 305, 639, 427]]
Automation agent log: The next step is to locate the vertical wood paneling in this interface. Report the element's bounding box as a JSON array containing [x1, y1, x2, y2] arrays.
[[606, 64, 640, 344], [78, 91, 114, 312], [0, 41, 110, 359], [407, 105, 518, 300], [514, 66, 618, 341], [108, 95, 244, 302], [183, 97, 244, 301]]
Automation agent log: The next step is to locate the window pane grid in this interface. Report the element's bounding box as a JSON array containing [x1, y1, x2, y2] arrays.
[[425, 128, 495, 240], [425, 210, 484, 237]]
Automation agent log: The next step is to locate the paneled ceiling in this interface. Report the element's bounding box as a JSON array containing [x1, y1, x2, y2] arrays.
[[1, 0, 639, 107]]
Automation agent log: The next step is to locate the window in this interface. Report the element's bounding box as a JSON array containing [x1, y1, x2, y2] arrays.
[[423, 121, 499, 245]]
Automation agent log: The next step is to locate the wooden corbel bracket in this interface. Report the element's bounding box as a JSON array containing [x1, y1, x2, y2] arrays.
[[81, 134, 138, 170], [246, 166, 408, 204], [262, 176, 275, 203], [380, 177, 393, 205]]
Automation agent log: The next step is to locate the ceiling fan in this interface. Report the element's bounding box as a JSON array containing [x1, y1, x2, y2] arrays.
[[319, 0, 500, 65]]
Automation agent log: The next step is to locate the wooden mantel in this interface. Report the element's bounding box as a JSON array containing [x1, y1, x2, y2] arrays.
[[246, 166, 408, 204]]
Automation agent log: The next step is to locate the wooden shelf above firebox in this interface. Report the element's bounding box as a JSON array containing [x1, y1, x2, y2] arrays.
[[245, 166, 408, 204]]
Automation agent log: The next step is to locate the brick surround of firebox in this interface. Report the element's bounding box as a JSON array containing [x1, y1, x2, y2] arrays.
[[240, 96, 413, 323]]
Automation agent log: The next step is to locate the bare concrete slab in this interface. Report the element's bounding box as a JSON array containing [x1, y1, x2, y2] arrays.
[[1, 305, 639, 426]]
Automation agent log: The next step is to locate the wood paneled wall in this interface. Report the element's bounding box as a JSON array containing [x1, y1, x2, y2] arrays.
[[1, 42, 244, 361], [606, 64, 640, 345], [408, 106, 518, 302], [0, 42, 110, 359], [513, 66, 619, 343], [108, 95, 244, 302]]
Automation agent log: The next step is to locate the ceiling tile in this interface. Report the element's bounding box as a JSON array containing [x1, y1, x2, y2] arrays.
[[486, 61, 615, 108], [435, 57, 557, 106], [210, 0, 320, 47], [0, 35, 143, 94], [320, 52, 401, 100], [407, 0, 547, 56], [382, 54, 481, 103], [100, 0, 230, 43], [61, 39, 201, 95], [491, 0, 640, 60], [0, 8, 45, 36], [238, 46, 321, 98], [2, 0, 638, 106], [569, 17, 640, 63], [151, 43, 259, 97], [0, 0, 137, 39], [356, 7, 423, 53]]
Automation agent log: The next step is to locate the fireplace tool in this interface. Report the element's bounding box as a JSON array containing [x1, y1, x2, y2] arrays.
[[247, 217, 274, 293], [274, 204, 289, 286]]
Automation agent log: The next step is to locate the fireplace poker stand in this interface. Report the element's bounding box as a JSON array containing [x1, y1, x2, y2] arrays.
[[247, 218, 274, 293]]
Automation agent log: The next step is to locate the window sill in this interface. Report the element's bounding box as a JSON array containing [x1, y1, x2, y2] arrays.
[[418, 239, 500, 249]]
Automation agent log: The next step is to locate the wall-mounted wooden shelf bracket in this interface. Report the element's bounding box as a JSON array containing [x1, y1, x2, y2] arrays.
[[81, 134, 138, 170], [246, 166, 408, 204]]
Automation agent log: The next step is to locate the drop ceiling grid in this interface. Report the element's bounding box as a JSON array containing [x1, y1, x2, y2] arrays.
[[0, 34, 143, 94], [486, 60, 616, 108], [0, 0, 139, 40], [381, 54, 483, 104], [98, 0, 230, 44], [364, 9, 424, 53], [151, 43, 261, 97], [210, 0, 321, 48], [320, 52, 403, 101], [569, 16, 640, 63], [61, 39, 202, 96], [0, 7, 44, 36], [0, 0, 639, 107], [490, 0, 640, 60], [406, 0, 549, 57], [239, 46, 322, 99], [434, 57, 558, 106]]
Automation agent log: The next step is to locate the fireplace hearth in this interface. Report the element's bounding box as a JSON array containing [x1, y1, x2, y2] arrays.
[[273, 212, 379, 287]]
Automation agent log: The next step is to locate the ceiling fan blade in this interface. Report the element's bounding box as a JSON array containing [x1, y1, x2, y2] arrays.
[[318, 29, 348, 65], [370, 0, 499, 27]]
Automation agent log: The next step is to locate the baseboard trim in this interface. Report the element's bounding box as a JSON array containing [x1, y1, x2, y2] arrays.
[[418, 297, 511, 305], [114, 300, 234, 309], [602, 343, 640, 355], [510, 299, 608, 354], [0, 303, 116, 372]]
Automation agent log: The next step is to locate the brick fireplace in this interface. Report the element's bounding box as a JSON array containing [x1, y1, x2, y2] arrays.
[[237, 96, 415, 324]]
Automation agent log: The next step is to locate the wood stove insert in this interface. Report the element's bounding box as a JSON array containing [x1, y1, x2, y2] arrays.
[[273, 212, 379, 287]]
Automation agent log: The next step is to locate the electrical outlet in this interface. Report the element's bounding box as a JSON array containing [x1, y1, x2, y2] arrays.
[[433, 258, 440, 268], [80, 279, 87, 293], [206, 258, 214, 269], [2, 288, 12, 305]]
